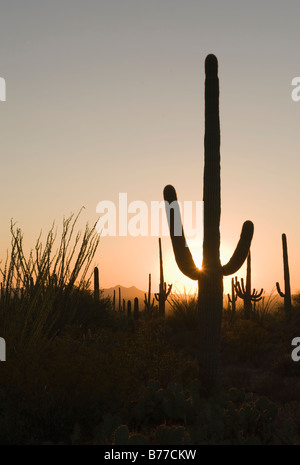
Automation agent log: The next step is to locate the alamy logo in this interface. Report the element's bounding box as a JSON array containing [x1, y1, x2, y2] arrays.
[[0, 338, 6, 361], [0, 77, 6, 101], [291, 77, 300, 102], [96, 193, 203, 240], [291, 337, 300, 362]]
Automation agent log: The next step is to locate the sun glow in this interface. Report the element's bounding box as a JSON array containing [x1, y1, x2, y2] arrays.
[[163, 240, 247, 297]]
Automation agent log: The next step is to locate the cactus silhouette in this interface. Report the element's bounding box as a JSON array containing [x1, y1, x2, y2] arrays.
[[94, 267, 99, 301], [134, 297, 139, 320], [234, 252, 263, 319], [118, 287, 121, 312], [154, 238, 172, 317], [113, 289, 116, 311], [163, 54, 254, 391], [276, 233, 292, 320], [227, 277, 237, 314], [127, 299, 132, 318], [144, 273, 155, 313]]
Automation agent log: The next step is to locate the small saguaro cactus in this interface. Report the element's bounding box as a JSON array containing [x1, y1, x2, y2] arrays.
[[234, 252, 263, 319], [276, 233, 292, 320], [134, 297, 139, 320], [227, 277, 237, 314], [94, 267, 100, 301], [127, 300, 132, 318], [144, 273, 155, 314], [113, 289, 116, 311], [155, 238, 172, 318], [163, 54, 254, 391], [118, 287, 121, 312]]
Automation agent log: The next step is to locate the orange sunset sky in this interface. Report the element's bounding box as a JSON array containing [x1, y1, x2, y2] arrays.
[[0, 1, 300, 296]]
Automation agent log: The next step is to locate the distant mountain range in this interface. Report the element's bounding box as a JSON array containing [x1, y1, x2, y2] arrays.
[[101, 284, 172, 310], [102, 285, 148, 303]]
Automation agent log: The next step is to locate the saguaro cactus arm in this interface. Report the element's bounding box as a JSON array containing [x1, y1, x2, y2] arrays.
[[251, 288, 263, 301], [234, 278, 245, 299], [276, 281, 285, 298], [163, 192, 253, 280], [163, 185, 201, 281], [222, 222, 254, 276], [165, 283, 172, 297]]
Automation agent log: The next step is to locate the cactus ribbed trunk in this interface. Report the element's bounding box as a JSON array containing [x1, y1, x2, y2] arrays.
[[198, 56, 223, 390], [198, 270, 223, 389]]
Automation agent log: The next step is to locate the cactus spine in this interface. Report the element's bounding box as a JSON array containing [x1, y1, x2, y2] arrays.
[[94, 267, 99, 301], [144, 273, 155, 314], [163, 54, 254, 391], [234, 252, 263, 319], [276, 233, 292, 319], [154, 238, 172, 317], [227, 277, 237, 314]]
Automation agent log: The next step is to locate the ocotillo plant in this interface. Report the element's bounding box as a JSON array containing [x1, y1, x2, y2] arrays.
[[144, 273, 155, 314], [276, 233, 292, 320], [227, 277, 237, 314], [234, 252, 263, 319], [94, 267, 99, 301], [155, 238, 172, 317], [163, 54, 254, 391]]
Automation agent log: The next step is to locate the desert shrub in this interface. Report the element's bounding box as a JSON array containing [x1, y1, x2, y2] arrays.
[[167, 292, 198, 330], [109, 384, 297, 445], [0, 210, 104, 350], [222, 319, 274, 366]]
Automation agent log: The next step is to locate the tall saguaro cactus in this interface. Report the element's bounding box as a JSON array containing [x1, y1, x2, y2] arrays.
[[234, 252, 263, 319], [163, 54, 254, 391], [155, 238, 172, 317], [276, 233, 292, 320], [94, 267, 100, 301]]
